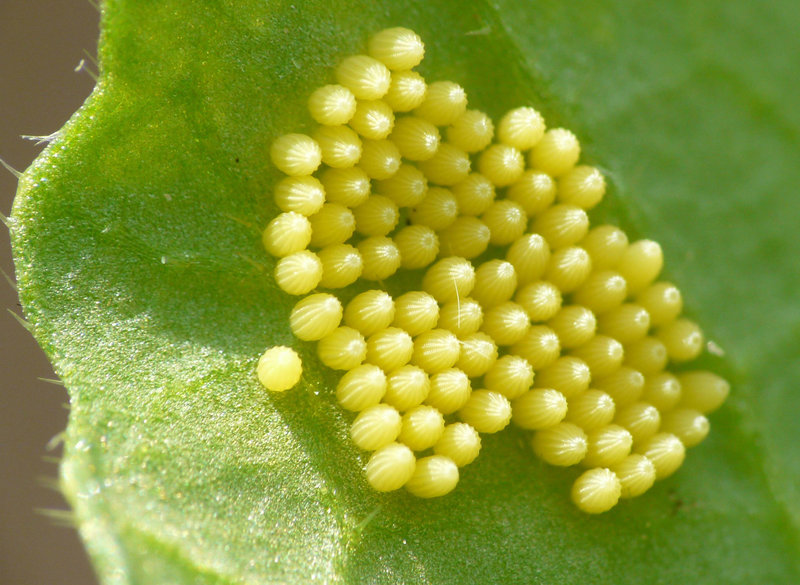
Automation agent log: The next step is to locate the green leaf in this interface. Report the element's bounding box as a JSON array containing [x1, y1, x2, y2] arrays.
[[11, 0, 800, 583]]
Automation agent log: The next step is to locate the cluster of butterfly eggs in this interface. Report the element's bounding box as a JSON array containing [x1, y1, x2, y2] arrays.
[[257, 27, 730, 512]]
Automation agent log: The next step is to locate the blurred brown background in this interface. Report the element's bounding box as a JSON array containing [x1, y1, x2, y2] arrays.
[[1, 1, 100, 583]]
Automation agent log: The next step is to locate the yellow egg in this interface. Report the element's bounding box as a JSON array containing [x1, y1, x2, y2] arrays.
[[262, 211, 312, 257], [412, 329, 462, 373], [392, 291, 440, 336], [451, 173, 496, 216], [434, 423, 482, 467], [612, 454, 656, 499], [390, 116, 441, 161], [623, 336, 668, 375], [317, 326, 367, 370], [459, 389, 512, 434], [582, 424, 633, 467], [270, 133, 322, 176], [544, 246, 592, 293], [481, 302, 531, 346], [374, 163, 428, 207], [394, 225, 440, 270], [580, 224, 629, 270], [642, 372, 682, 412], [497, 106, 546, 150], [414, 80, 468, 126], [273, 176, 326, 216], [447, 110, 495, 153], [350, 403, 402, 450], [383, 365, 431, 412], [437, 216, 492, 259], [481, 200, 528, 246], [534, 356, 591, 398], [418, 143, 472, 186], [507, 170, 558, 216], [365, 442, 416, 492], [677, 371, 730, 414], [335, 54, 392, 100], [557, 165, 606, 209], [359, 139, 402, 180], [511, 388, 568, 430], [317, 243, 363, 288], [636, 433, 686, 479], [344, 289, 395, 336], [425, 368, 472, 414], [365, 327, 415, 372], [308, 203, 356, 248], [405, 455, 460, 498], [398, 405, 446, 451], [617, 239, 663, 294], [635, 281, 683, 327], [572, 271, 628, 315], [383, 70, 427, 112], [274, 250, 323, 295], [319, 166, 371, 207], [528, 128, 580, 177], [308, 84, 358, 126], [660, 409, 710, 448], [571, 468, 621, 514], [349, 99, 395, 140], [531, 422, 588, 466], [478, 144, 525, 187], [532, 204, 590, 249], [357, 236, 402, 281], [256, 346, 303, 392], [593, 366, 646, 409], [289, 293, 343, 341], [422, 256, 476, 303], [409, 186, 459, 231], [484, 354, 534, 400], [597, 303, 651, 345], [456, 332, 499, 378], [565, 389, 616, 432], [569, 335, 624, 379], [368, 27, 425, 70], [353, 195, 400, 237], [313, 124, 363, 168], [437, 297, 484, 337], [510, 325, 561, 370], [656, 318, 704, 362], [514, 281, 562, 322], [506, 233, 551, 286], [336, 364, 387, 411], [547, 305, 597, 349]]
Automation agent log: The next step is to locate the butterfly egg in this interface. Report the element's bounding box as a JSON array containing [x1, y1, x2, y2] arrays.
[[510, 325, 561, 370], [308, 84, 358, 126], [531, 422, 588, 466], [392, 291, 440, 336], [308, 203, 356, 248], [497, 106, 546, 150], [481, 200, 528, 246], [350, 403, 402, 450], [569, 335, 624, 380], [528, 128, 580, 177], [456, 332, 499, 378], [359, 139, 402, 180], [383, 69, 427, 112], [262, 211, 312, 257], [583, 424, 634, 467], [506, 233, 551, 286], [365, 442, 416, 492], [511, 388, 568, 430], [256, 346, 302, 392], [398, 405, 446, 451], [565, 389, 616, 432], [557, 165, 606, 210], [547, 304, 597, 349], [544, 246, 593, 293], [437, 297, 483, 337], [353, 195, 400, 237], [459, 389, 512, 434], [635, 282, 683, 327], [451, 173, 496, 216], [425, 368, 472, 414], [375, 163, 428, 207], [336, 364, 387, 412], [335, 54, 392, 100], [447, 109, 495, 153], [274, 250, 323, 295], [481, 302, 531, 347], [270, 133, 323, 176], [317, 243, 363, 288], [320, 166, 371, 207], [660, 409, 710, 448], [623, 336, 668, 375], [434, 423, 481, 467], [677, 371, 729, 414], [571, 271, 628, 315], [313, 125, 363, 168], [580, 224, 629, 270], [656, 318, 704, 362], [616, 400, 665, 444], [344, 289, 396, 336], [274, 176, 326, 216], [532, 204, 590, 250], [507, 170, 558, 217], [390, 116, 441, 161], [394, 225, 440, 269], [383, 365, 431, 412], [478, 144, 525, 187], [289, 292, 343, 341], [418, 143, 471, 186], [471, 260, 518, 309], [367, 26, 425, 69], [597, 303, 651, 345], [357, 236, 402, 280], [594, 366, 645, 409], [612, 454, 656, 499], [422, 256, 476, 302], [617, 239, 663, 295], [484, 354, 534, 400], [349, 99, 396, 140], [571, 468, 622, 514], [635, 433, 686, 479], [514, 281, 562, 322], [317, 326, 367, 370], [412, 329, 462, 374], [437, 216, 491, 259], [365, 327, 415, 372], [642, 372, 682, 412], [535, 356, 592, 399], [405, 455, 460, 498], [414, 80, 468, 126], [409, 186, 460, 231]]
